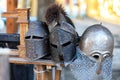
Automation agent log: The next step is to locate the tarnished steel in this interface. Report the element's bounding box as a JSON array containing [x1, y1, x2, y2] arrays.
[[79, 24, 114, 74], [50, 22, 78, 66], [25, 21, 50, 60]]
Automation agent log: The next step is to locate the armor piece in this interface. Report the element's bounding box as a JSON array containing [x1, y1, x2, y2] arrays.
[[45, 4, 75, 32], [79, 24, 114, 74], [50, 22, 77, 65], [70, 47, 113, 80], [25, 21, 49, 60]]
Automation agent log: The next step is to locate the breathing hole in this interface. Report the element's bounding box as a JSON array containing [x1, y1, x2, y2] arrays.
[[62, 41, 71, 47], [25, 36, 31, 39], [32, 36, 43, 39], [59, 55, 64, 61], [51, 43, 57, 48]]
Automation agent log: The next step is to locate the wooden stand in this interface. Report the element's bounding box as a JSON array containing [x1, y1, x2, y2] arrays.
[[17, 8, 29, 58], [9, 56, 61, 80], [2, 8, 61, 80], [2, 8, 30, 58]]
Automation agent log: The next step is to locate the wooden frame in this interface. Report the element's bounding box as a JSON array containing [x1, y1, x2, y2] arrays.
[[2, 2, 61, 80]]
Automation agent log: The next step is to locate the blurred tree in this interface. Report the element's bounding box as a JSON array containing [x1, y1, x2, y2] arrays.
[[37, 0, 55, 21]]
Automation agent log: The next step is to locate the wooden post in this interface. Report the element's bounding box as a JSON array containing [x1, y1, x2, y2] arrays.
[[7, 0, 18, 34], [35, 65, 47, 80], [0, 54, 9, 80], [35, 65, 55, 80], [55, 70, 61, 80], [17, 8, 30, 58], [46, 66, 52, 80]]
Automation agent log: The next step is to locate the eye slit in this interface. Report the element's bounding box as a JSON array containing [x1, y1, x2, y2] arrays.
[[32, 36, 43, 39], [92, 54, 100, 60], [25, 36, 31, 39], [103, 53, 110, 58], [62, 41, 71, 47], [51, 43, 57, 48]]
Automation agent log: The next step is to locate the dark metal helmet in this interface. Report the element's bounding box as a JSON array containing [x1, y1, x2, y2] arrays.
[[50, 22, 77, 65], [79, 24, 114, 74], [25, 21, 50, 60]]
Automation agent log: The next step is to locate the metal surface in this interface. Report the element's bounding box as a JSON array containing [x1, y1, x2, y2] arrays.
[[69, 24, 114, 80], [70, 47, 113, 80], [0, 34, 19, 42], [50, 22, 78, 66], [79, 24, 114, 74], [0, 34, 20, 49], [25, 21, 50, 60]]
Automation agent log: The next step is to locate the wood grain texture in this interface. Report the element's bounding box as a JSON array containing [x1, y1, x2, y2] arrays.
[[35, 65, 47, 80], [55, 70, 61, 80], [6, 0, 18, 34]]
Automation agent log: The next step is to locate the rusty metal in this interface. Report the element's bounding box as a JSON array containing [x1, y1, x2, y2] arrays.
[[25, 21, 50, 60], [50, 22, 78, 66]]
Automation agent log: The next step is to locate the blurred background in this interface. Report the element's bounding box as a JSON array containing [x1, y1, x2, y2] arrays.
[[0, 0, 120, 31], [0, 0, 120, 80], [0, 0, 120, 33]]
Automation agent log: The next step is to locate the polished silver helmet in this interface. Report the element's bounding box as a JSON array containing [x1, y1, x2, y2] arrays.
[[50, 22, 78, 66], [79, 24, 114, 74], [25, 21, 50, 60]]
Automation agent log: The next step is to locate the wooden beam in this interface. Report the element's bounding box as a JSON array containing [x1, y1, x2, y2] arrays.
[[9, 49, 18, 57], [6, 0, 18, 34], [9, 56, 55, 66], [2, 12, 18, 18]]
